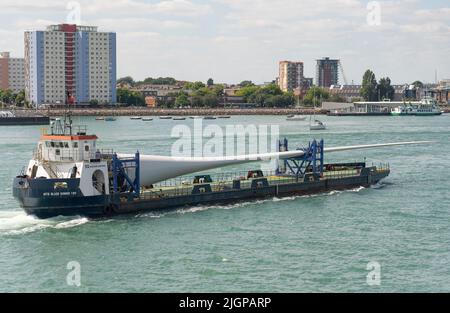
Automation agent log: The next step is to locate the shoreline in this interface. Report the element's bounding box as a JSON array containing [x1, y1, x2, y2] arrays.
[[35, 107, 327, 117], [8, 106, 450, 117]]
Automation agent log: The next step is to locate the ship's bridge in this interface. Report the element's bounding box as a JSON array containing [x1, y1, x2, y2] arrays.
[[35, 118, 99, 163]]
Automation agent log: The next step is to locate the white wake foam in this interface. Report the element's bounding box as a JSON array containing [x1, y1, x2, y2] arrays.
[[0, 210, 89, 236]]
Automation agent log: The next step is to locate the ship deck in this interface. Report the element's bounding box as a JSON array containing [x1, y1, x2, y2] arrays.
[[136, 168, 369, 201]]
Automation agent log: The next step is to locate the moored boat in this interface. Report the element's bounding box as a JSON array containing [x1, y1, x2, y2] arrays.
[[391, 98, 442, 116], [286, 115, 306, 121]]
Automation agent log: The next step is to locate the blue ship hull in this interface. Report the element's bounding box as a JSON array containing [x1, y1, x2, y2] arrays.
[[13, 165, 390, 219]]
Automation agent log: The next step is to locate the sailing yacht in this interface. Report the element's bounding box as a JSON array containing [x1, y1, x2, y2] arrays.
[[310, 93, 326, 130]]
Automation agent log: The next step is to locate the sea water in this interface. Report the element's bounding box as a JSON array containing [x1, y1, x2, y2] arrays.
[[0, 115, 449, 292]]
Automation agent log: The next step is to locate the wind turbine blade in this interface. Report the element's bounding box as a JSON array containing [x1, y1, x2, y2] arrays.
[[324, 141, 433, 153], [119, 141, 432, 186]]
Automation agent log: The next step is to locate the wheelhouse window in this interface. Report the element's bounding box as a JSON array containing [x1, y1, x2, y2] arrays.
[[73, 142, 78, 148]]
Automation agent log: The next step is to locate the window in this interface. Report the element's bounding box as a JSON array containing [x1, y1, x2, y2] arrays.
[[73, 142, 78, 148], [85, 145, 89, 152], [55, 149, 60, 156]]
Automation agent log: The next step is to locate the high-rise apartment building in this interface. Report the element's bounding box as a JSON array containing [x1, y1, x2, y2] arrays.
[[25, 24, 116, 106], [278, 61, 304, 92], [316, 57, 339, 87], [0, 52, 25, 92]]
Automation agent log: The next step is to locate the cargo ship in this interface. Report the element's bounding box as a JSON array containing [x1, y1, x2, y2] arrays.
[[13, 116, 428, 218]]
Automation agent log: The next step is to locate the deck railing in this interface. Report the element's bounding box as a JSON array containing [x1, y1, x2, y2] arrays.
[[139, 163, 389, 200]]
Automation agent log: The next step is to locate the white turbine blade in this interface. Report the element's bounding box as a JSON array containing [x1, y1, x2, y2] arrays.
[[324, 141, 433, 153], [119, 141, 431, 186]]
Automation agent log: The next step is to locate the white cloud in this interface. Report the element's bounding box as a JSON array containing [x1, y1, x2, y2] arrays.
[[0, 0, 448, 84]]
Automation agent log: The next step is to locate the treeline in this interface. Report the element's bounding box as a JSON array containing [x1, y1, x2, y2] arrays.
[[117, 76, 178, 86], [164, 81, 224, 108], [235, 83, 296, 107]]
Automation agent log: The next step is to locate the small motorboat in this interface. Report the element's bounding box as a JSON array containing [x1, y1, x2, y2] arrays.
[[203, 116, 217, 120], [218, 116, 231, 119], [95, 117, 105, 121], [142, 118, 153, 121], [286, 115, 306, 121], [105, 117, 116, 122], [189, 116, 201, 119], [173, 117, 186, 121], [130, 116, 142, 120], [159, 116, 173, 120]]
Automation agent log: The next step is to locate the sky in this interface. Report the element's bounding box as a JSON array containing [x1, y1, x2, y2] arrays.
[[0, 0, 449, 85]]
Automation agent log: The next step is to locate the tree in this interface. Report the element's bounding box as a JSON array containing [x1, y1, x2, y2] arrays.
[[360, 69, 378, 101], [184, 81, 206, 90], [0, 89, 14, 105], [207, 78, 214, 87], [175, 93, 190, 107], [116, 88, 145, 106], [377, 77, 395, 101], [202, 94, 219, 107], [190, 95, 204, 107], [260, 83, 283, 96], [412, 81, 424, 89], [14, 90, 27, 107], [117, 76, 135, 86], [212, 84, 224, 97], [265, 93, 296, 108], [303, 87, 330, 106], [140, 77, 177, 85], [239, 80, 254, 87], [235, 85, 260, 101], [89, 99, 99, 106], [329, 94, 347, 103]]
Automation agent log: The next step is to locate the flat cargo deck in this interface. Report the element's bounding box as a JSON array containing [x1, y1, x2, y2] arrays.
[[114, 165, 390, 214]]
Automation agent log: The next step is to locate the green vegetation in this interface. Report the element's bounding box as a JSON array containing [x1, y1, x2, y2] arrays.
[[239, 80, 255, 87], [411, 81, 424, 88], [140, 77, 177, 85], [302, 87, 330, 106], [0, 89, 29, 107], [117, 88, 145, 106], [184, 81, 206, 91], [360, 69, 395, 101], [361, 70, 378, 101], [117, 76, 178, 87], [377, 77, 395, 101], [235, 83, 296, 107], [117, 76, 135, 86], [175, 92, 190, 107]]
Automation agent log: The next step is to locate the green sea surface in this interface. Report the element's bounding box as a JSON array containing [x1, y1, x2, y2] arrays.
[[0, 115, 449, 292]]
